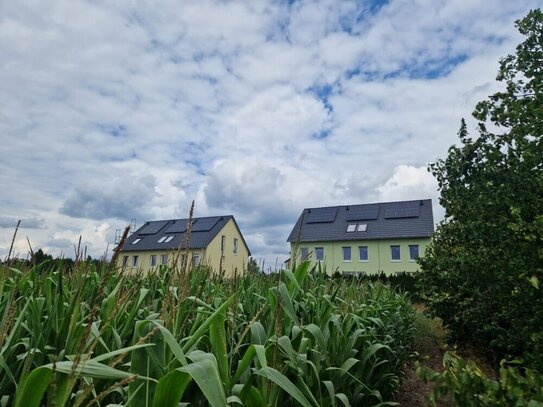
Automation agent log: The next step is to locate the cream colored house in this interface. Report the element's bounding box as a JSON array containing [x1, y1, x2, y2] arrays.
[[117, 215, 250, 276]]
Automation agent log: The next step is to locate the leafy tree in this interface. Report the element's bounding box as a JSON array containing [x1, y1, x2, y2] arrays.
[[247, 257, 261, 274], [419, 9, 543, 368]]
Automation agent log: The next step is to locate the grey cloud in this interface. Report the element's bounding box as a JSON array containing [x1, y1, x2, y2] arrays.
[[0, 216, 46, 229], [46, 238, 73, 249], [60, 175, 156, 221]]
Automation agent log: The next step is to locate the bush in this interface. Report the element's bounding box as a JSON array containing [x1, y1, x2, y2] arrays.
[[417, 352, 543, 406]]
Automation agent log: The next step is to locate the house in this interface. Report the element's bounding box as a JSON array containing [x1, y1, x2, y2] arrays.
[[117, 215, 250, 276], [287, 199, 434, 275]]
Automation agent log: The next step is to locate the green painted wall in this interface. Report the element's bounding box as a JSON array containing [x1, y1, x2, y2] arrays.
[[290, 237, 430, 275]]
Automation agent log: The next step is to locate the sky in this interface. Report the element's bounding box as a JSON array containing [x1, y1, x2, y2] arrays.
[[0, 0, 539, 267]]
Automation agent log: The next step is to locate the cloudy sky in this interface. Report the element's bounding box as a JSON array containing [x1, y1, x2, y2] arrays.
[[0, 0, 538, 266]]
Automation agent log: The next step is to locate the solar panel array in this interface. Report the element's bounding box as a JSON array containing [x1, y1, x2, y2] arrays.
[[306, 207, 338, 223], [344, 204, 379, 221], [137, 220, 169, 235], [384, 201, 420, 219], [165, 220, 188, 233], [192, 217, 220, 232]]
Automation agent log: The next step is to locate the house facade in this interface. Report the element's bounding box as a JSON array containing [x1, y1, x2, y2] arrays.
[[287, 199, 434, 275], [117, 215, 250, 276]]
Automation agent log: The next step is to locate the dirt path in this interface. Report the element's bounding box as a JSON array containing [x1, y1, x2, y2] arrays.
[[395, 307, 452, 406], [395, 306, 496, 406]]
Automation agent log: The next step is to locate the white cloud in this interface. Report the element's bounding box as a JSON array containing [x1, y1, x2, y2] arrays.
[[0, 0, 539, 263]]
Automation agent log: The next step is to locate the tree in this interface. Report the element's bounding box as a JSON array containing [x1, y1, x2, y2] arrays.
[[418, 9, 543, 368]]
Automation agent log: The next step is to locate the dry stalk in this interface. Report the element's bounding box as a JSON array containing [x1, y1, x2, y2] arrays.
[[7, 220, 21, 266]]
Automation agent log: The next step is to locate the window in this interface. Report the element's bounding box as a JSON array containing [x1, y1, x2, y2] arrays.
[[160, 254, 168, 265], [357, 224, 367, 232], [122, 255, 128, 266], [409, 245, 419, 261], [346, 224, 357, 232], [342, 246, 351, 261], [193, 255, 200, 266], [164, 235, 174, 243], [315, 247, 324, 261], [150, 255, 157, 267], [233, 238, 238, 254], [221, 235, 225, 252], [300, 247, 309, 261], [390, 245, 401, 261], [131, 238, 142, 245], [359, 246, 368, 261], [132, 255, 139, 267], [157, 236, 167, 243]]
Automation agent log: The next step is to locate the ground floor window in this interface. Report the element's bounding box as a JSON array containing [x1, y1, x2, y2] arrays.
[[132, 255, 139, 267], [315, 247, 324, 261], [342, 246, 351, 261], [390, 245, 401, 261], [359, 246, 368, 261], [161, 254, 168, 265], [409, 245, 419, 261], [122, 255, 128, 266], [150, 255, 157, 267]]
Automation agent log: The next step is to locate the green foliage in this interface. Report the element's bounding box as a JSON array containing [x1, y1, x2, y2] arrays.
[[0, 259, 416, 406], [417, 352, 543, 406], [418, 9, 543, 368]]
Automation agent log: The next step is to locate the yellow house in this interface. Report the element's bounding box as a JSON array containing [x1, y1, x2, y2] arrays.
[[117, 215, 250, 276]]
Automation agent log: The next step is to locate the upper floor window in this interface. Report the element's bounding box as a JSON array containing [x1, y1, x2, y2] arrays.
[[390, 245, 401, 261], [359, 246, 368, 261], [315, 247, 324, 261], [221, 235, 225, 252], [346, 224, 357, 232], [357, 224, 367, 232], [131, 238, 142, 245], [233, 238, 238, 254], [342, 246, 351, 261], [409, 245, 419, 261]]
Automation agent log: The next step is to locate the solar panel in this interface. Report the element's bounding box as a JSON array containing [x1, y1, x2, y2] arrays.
[[306, 208, 338, 223], [345, 205, 379, 221], [138, 220, 169, 235], [165, 219, 188, 233], [192, 217, 220, 232], [384, 202, 420, 219]]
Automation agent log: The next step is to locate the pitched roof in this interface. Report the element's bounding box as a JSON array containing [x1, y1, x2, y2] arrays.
[[119, 215, 251, 255], [287, 199, 434, 243]]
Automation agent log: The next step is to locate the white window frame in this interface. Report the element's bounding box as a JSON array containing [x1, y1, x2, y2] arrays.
[[342, 246, 352, 262], [193, 254, 200, 266], [357, 224, 367, 232], [409, 245, 419, 261], [150, 254, 157, 267], [160, 254, 168, 265], [315, 247, 324, 261], [358, 246, 369, 262], [346, 224, 356, 232], [390, 245, 401, 262]]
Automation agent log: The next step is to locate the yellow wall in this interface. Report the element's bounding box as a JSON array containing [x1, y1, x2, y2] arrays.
[[117, 219, 249, 277], [204, 218, 249, 277], [290, 238, 430, 275]]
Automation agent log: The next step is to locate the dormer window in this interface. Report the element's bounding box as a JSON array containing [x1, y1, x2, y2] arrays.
[[131, 238, 142, 245], [346, 224, 357, 232], [357, 224, 367, 232], [157, 235, 175, 243]]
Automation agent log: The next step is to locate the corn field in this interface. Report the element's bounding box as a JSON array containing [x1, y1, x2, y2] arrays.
[[0, 260, 415, 406]]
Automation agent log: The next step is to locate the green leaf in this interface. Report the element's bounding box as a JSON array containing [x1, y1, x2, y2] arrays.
[[254, 366, 315, 407], [179, 353, 227, 407], [152, 370, 191, 407]]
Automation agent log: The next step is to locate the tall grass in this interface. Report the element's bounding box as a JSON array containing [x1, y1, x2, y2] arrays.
[[0, 260, 415, 406]]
